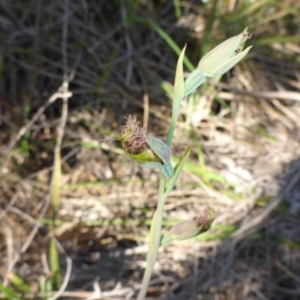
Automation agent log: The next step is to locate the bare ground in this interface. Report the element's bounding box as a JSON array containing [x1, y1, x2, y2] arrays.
[[1, 1, 300, 299]]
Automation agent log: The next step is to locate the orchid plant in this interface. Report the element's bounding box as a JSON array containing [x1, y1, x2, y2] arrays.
[[119, 28, 252, 300]]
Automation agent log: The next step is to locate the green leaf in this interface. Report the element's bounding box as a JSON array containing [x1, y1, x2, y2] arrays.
[[146, 136, 171, 164], [0, 281, 22, 300], [167, 45, 187, 146], [173, 44, 186, 120], [184, 68, 206, 97], [49, 238, 62, 289], [51, 152, 62, 216], [165, 146, 191, 196], [161, 161, 174, 179], [9, 273, 30, 294], [139, 161, 174, 180]]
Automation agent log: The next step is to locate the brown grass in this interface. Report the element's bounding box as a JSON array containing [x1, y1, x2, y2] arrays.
[[1, 0, 300, 299]]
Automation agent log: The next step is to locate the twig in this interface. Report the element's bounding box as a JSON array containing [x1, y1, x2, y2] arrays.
[[120, 0, 133, 112], [84, 280, 101, 300], [47, 1, 72, 298], [218, 89, 300, 102], [0, 194, 18, 222], [120, 0, 133, 87], [3, 226, 13, 286], [0, 89, 72, 177], [137, 67, 150, 128], [4, 194, 50, 285], [8, 206, 44, 228]]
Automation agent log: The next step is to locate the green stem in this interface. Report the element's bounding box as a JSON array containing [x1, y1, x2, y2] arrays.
[[166, 119, 177, 147], [137, 176, 166, 300], [137, 45, 186, 299], [137, 103, 183, 300]]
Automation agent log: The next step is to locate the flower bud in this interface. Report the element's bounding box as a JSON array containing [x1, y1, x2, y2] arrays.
[[198, 28, 252, 78], [161, 206, 216, 246], [120, 116, 174, 179]]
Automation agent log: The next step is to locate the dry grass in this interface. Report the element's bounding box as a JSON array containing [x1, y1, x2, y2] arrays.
[[1, 0, 300, 299]]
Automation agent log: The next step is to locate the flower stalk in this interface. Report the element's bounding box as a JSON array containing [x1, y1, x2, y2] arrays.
[[119, 28, 252, 300]]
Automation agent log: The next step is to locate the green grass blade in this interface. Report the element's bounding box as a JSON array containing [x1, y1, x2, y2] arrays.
[[173, 0, 181, 19], [0, 281, 22, 300], [184, 69, 206, 97], [154, 25, 194, 72], [191, 128, 210, 186], [201, 0, 218, 56], [40, 277, 53, 300], [9, 273, 30, 294], [173, 45, 186, 118], [49, 238, 62, 289], [51, 153, 62, 217], [167, 45, 186, 146], [172, 157, 234, 186]]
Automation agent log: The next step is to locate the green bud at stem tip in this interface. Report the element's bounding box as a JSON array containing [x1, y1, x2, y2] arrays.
[[198, 28, 252, 78]]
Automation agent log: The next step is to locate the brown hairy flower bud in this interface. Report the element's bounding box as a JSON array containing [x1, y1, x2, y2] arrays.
[[120, 115, 174, 179]]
